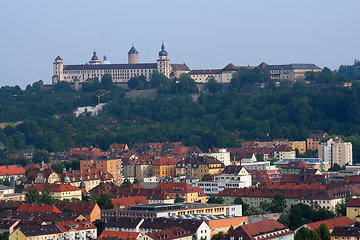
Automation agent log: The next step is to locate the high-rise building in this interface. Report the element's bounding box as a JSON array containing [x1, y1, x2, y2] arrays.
[[318, 137, 352, 167]]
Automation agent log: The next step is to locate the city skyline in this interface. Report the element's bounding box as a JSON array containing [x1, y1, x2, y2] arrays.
[[1, 0, 359, 88]]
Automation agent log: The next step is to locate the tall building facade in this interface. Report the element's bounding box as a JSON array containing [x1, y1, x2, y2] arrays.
[[52, 43, 189, 84], [319, 138, 352, 167]]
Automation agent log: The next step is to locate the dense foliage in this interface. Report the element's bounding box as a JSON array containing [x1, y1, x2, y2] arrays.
[[1, 63, 360, 163]]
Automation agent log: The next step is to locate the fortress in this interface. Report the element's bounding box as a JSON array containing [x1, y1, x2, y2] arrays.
[[52, 43, 190, 85]]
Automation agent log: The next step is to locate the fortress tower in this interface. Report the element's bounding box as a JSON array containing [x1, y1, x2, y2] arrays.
[[128, 45, 139, 64], [157, 42, 170, 78]]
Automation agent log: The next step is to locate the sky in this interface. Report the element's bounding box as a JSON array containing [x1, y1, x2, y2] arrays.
[[0, 0, 359, 88]]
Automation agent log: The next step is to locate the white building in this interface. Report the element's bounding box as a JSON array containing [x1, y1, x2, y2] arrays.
[[52, 43, 189, 85], [199, 149, 231, 166], [73, 103, 106, 117], [319, 138, 352, 167]]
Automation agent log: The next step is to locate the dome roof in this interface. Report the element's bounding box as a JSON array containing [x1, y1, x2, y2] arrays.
[[64, 176, 70, 182], [159, 42, 167, 57], [55, 55, 62, 61], [91, 51, 99, 60], [128, 46, 138, 54]]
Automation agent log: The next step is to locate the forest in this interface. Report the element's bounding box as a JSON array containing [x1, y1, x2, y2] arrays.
[[1, 60, 360, 163]]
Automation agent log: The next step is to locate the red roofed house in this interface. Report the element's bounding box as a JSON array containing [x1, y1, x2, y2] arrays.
[[112, 196, 148, 209], [279, 161, 312, 175], [138, 227, 192, 240], [55, 202, 101, 222], [297, 216, 355, 233], [24, 183, 82, 201], [99, 230, 142, 240], [56, 219, 97, 239], [155, 182, 206, 203], [222, 219, 294, 240], [0, 165, 25, 180], [346, 198, 360, 221], [152, 158, 178, 178], [17, 203, 62, 213]]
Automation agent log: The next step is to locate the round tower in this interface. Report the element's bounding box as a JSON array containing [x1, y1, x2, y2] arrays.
[[128, 45, 139, 64]]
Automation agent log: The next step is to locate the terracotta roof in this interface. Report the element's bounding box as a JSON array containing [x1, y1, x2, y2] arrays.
[[156, 182, 205, 195], [112, 196, 148, 209], [17, 204, 62, 213], [0, 165, 25, 176], [0, 210, 81, 222], [141, 218, 204, 233], [171, 64, 190, 72], [152, 158, 178, 166], [223, 219, 293, 240], [56, 219, 96, 232], [305, 216, 355, 230], [24, 163, 52, 171], [145, 227, 191, 240], [281, 161, 312, 169], [54, 202, 98, 215], [100, 230, 141, 240], [24, 183, 81, 192]]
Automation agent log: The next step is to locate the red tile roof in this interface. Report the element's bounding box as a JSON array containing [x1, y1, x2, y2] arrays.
[[224, 219, 293, 240], [346, 198, 360, 207], [112, 196, 148, 209], [152, 158, 178, 166], [24, 183, 81, 192], [55, 202, 99, 215], [17, 204, 62, 213], [56, 219, 96, 232], [0, 165, 25, 176], [282, 161, 312, 169], [145, 227, 191, 240], [156, 182, 205, 195], [99, 230, 141, 240], [306, 216, 355, 230]]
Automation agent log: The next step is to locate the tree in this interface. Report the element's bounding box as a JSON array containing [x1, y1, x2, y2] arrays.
[[32, 150, 49, 163], [175, 194, 185, 203], [207, 77, 223, 93], [271, 194, 286, 213], [211, 232, 223, 240], [335, 193, 352, 216], [317, 223, 330, 240], [52, 81, 72, 92], [0, 232, 9, 240], [295, 227, 321, 240], [121, 179, 131, 188], [93, 219, 105, 237], [174, 75, 198, 94], [40, 189, 56, 204], [101, 74, 113, 90], [233, 197, 249, 215], [227, 225, 234, 234], [207, 196, 224, 204], [25, 189, 41, 204], [94, 193, 114, 210]]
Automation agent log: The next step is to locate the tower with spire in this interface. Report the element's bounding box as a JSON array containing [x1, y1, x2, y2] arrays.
[[128, 45, 139, 64], [157, 42, 170, 78]]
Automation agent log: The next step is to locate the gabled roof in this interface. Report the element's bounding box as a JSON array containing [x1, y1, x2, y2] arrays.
[[54, 202, 99, 215], [100, 230, 141, 240], [331, 226, 360, 236], [171, 64, 190, 72], [56, 219, 96, 232], [17, 204, 62, 213], [223, 219, 293, 240], [104, 217, 143, 228], [305, 216, 355, 231], [0, 165, 25, 176], [281, 161, 312, 169], [24, 183, 81, 192], [145, 227, 191, 240], [155, 182, 205, 195], [141, 218, 204, 232]]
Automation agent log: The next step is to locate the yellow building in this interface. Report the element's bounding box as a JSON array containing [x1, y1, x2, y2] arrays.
[[176, 156, 225, 180], [10, 225, 64, 240], [24, 183, 82, 201], [290, 141, 306, 154], [152, 158, 177, 178], [155, 182, 207, 203], [95, 158, 122, 185], [346, 198, 360, 222]]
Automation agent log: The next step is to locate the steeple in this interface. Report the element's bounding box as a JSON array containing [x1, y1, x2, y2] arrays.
[[159, 41, 168, 58]]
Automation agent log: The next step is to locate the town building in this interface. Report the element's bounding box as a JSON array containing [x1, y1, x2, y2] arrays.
[[319, 137, 353, 166], [155, 182, 206, 203], [152, 158, 178, 178], [0, 220, 19, 234], [275, 158, 330, 172], [0, 165, 25, 180], [279, 161, 313, 175], [240, 161, 280, 183], [221, 219, 294, 240], [112, 196, 148, 209], [9, 225, 64, 240], [52, 43, 189, 85], [264, 63, 322, 84], [307, 133, 326, 151], [55, 202, 101, 222], [297, 216, 355, 233], [199, 149, 231, 166], [176, 156, 225, 180], [99, 230, 142, 240], [346, 198, 360, 222], [55, 220, 97, 240], [24, 183, 82, 201], [331, 226, 360, 240], [0, 185, 24, 201], [138, 227, 192, 240]]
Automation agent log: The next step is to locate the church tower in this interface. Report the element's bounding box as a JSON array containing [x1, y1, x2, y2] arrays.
[[128, 45, 139, 64], [53, 55, 64, 84], [89, 51, 101, 65], [157, 42, 170, 78]]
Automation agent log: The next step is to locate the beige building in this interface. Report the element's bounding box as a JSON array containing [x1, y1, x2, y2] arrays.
[[319, 137, 353, 167], [52, 43, 189, 85], [10, 225, 64, 240], [24, 183, 82, 201], [199, 149, 231, 166], [264, 63, 322, 83]]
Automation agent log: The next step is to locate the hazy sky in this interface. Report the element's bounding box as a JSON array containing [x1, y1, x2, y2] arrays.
[[1, 0, 359, 88]]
